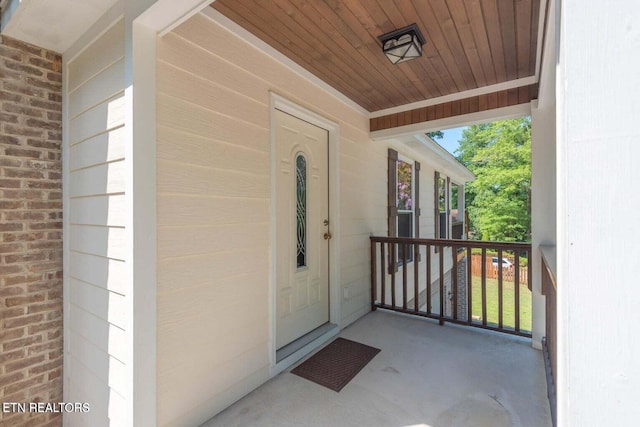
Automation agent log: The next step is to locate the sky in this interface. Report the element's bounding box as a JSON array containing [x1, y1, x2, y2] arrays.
[[436, 126, 466, 156]]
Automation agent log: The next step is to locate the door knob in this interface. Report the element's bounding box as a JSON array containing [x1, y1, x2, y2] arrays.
[[323, 232, 332, 240]]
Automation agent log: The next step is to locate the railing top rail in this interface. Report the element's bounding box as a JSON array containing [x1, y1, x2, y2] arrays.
[[540, 244, 557, 291], [370, 235, 532, 250]]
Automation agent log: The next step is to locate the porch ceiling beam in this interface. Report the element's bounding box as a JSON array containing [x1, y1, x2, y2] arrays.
[[370, 76, 538, 118], [370, 103, 532, 142], [370, 84, 538, 134]]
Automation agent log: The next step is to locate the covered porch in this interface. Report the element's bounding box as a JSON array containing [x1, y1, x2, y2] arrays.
[[203, 310, 551, 427], [2, 0, 639, 425], [0, 0, 559, 426]]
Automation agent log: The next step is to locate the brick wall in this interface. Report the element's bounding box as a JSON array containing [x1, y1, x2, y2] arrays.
[[0, 34, 63, 427]]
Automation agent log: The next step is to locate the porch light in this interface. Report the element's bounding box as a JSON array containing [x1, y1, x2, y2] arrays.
[[378, 23, 425, 64]]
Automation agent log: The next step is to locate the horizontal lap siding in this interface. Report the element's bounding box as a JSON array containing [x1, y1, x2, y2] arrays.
[[157, 12, 380, 426], [156, 20, 271, 427], [340, 135, 386, 324], [418, 162, 436, 239], [64, 19, 128, 426]]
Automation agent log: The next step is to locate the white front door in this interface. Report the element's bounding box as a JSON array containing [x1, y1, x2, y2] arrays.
[[275, 109, 330, 350]]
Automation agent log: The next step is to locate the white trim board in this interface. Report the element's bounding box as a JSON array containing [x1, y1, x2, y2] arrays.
[[125, 2, 218, 424], [269, 93, 342, 376], [370, 76, 538, 119], [135, 0, 212, 35], [127, 15, 157, 427], [534, 0, 550, 82]]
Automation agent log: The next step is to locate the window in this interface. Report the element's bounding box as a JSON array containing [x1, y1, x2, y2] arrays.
[[388, 149, 420, 267], [295, 154, 307, 268], [450, 183, 464, 239], [397, 159, 413, 262], [435, 171, 449, 239], [451, 183, 459, 221]]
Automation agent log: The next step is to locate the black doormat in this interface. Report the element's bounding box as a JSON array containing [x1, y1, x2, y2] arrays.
[[291, 338, 381, 392]]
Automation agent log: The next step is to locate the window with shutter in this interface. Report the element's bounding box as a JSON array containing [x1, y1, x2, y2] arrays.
[[388, 149, 420, 266]]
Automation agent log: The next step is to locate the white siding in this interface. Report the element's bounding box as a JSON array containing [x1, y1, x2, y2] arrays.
[[156, 11, 471, 425], [64, 19, 128, 427], [558, 0, 640, 424], [156, 12, 384, 426]]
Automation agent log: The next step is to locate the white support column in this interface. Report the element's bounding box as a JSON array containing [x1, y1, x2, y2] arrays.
[[530, 100, 556, 350], [123, 1, 213, 426], [124, 2, 159, 425], [529, 0, 558, 353], [557, 0, 640, 425]]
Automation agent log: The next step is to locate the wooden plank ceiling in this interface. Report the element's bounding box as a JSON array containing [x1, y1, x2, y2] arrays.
[[212, 0, 541, 113]]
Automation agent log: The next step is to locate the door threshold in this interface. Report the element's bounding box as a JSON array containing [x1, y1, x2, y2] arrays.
[[273, 323, 338, 375]]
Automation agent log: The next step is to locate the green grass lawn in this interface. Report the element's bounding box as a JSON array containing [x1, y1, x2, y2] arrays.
[[470, 275, 532, 332]]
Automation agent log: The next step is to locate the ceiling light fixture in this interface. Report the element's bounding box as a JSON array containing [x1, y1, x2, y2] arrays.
[[378, 23, 425, 64]]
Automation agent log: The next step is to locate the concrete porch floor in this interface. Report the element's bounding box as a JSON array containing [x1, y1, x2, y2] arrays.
[[202, 310, 552, 427]]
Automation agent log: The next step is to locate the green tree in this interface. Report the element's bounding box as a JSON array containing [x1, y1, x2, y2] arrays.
[[426, 131, 444, 140], [455, 118, 531, 242]]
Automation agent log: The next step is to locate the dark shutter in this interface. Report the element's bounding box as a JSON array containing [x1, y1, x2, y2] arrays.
[[414, 161, 421, 261], [414, 161, 420, 238], [388, 149, 398, 273], [446, 176, 451, 239], [434, 171, 440, 239], [388, 149, 398, 237]]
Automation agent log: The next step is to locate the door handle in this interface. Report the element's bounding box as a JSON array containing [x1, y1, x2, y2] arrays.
[[323, 232, 332, 240]]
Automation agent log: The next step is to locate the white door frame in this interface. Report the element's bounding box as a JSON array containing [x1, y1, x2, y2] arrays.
[[269, 93, 341, 375]]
